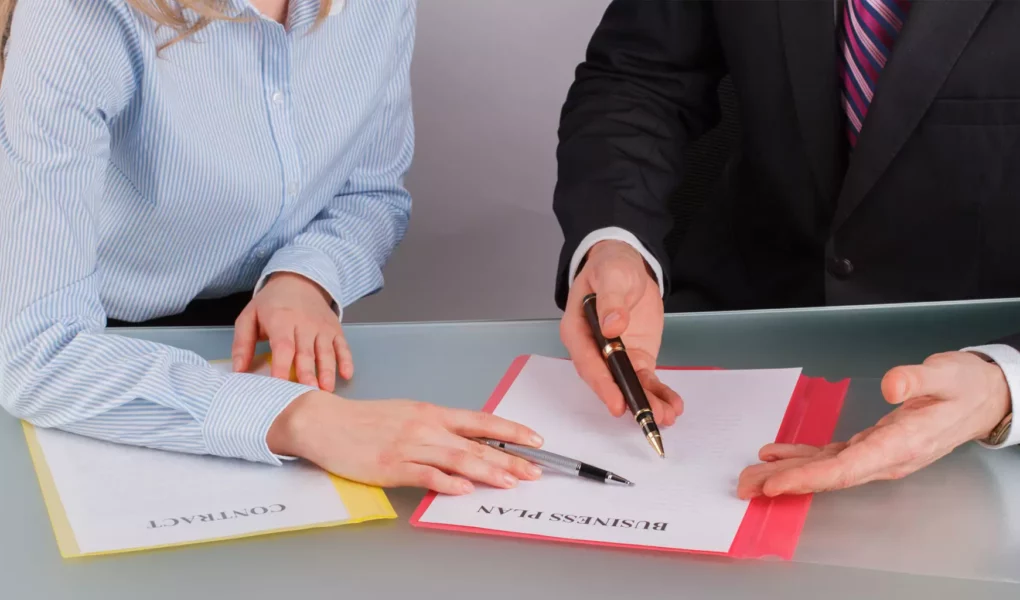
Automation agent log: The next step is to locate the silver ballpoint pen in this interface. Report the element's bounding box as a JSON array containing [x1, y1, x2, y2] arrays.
[[476, 438, 633, 486]]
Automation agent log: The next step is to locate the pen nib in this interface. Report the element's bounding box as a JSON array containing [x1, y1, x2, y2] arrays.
[[646, 432, 665, 459], [607, 473, 634, 486]]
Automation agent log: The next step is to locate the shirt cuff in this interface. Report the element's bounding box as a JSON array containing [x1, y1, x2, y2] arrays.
[[255, 245, 343, 320], [568, 227, 665, 298], [963, 344, 1020, 449], [203, 372, 317, 465]]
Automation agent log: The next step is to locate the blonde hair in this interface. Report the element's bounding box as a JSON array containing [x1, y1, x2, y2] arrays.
[[0, 0, 332, 79]]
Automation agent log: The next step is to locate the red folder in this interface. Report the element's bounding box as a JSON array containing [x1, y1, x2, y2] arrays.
[[411, 355, 849, 560]]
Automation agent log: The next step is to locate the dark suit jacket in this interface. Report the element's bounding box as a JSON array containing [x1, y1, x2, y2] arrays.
[[553, 0, 1020, 316]]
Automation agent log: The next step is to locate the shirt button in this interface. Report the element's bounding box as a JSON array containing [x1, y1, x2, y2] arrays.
[[827, 256, 854, 279], [255, 247, 268, 258], [271, 91, 284, 105], [287, 183, 299, 197]]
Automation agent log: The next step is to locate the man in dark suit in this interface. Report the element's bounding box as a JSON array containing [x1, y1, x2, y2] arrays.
[[554, 0, 1018, 496]]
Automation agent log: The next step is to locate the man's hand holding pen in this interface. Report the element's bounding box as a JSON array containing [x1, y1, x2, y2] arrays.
[[561, 242, 1015, 499], [561, 240, 683, 427]]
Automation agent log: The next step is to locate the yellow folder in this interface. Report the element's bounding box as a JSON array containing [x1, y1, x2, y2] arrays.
[[23, 353, 396, 558]]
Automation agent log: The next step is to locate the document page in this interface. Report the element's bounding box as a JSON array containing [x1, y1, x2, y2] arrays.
[[28, 358, 355, 556], [417, 356, 801, 553]]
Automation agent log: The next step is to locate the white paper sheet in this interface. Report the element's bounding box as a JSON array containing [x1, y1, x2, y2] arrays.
[[33, 360, 350, 555], [417, 356, 801, 552]]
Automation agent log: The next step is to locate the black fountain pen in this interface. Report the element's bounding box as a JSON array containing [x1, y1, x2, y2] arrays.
[[582, 293, 665, 458]]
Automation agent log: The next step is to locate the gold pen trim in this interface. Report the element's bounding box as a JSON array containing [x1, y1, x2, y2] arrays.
[[602, 341, 625, 359], [646, 431, 665, 458]]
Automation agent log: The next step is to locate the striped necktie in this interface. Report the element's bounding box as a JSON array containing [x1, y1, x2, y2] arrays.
[[840, 0, 913, 147]]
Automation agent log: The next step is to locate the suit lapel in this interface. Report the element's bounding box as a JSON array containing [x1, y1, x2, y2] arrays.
[[777, 0, 842, 202], [831, 0, 993, 231]]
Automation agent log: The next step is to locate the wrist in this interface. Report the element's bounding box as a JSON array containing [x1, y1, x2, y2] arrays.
[[267, 390, 332, 458], [587, 240, 658, 284], [588, 239, 638, 262], [265, 272, 332, 305]]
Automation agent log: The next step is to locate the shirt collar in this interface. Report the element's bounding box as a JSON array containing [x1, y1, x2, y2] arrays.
[[224, 0, 345, 29]]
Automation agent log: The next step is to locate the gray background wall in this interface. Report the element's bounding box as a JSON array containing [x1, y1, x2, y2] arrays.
[[345, 0, 612, 323]]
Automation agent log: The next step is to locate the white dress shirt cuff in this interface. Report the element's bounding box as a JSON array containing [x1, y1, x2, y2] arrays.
[[568, 227, 665, 297], [255, 246, 343, 320], [963, 344, 1020, 449]]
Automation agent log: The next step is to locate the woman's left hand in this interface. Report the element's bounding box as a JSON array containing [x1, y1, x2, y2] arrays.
[[232, 272, 353, 391]]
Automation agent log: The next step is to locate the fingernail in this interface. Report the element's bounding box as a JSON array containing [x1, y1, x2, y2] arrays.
[[503, 474, 519, 488], [526, 465, 542, 478], [602, 312, 621, 328], [530, 433, 544, 447], [232, 358, 242, 372], [460, 481, 474, 494]]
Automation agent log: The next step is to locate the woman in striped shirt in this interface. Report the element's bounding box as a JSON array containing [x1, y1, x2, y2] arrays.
[[0, 0, 541, 495]]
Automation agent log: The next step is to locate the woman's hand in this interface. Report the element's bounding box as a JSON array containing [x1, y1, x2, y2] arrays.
[[268, 392, 545, 495], [232, 272, 353, 391]]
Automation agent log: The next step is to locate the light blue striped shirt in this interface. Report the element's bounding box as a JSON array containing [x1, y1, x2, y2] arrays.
[[0, 0, 414, 464]]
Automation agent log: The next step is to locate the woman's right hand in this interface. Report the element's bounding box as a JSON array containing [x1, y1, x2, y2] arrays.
[[267, 391, 545, 495]]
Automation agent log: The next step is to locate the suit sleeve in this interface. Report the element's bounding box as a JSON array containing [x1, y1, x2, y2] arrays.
[[552, 0, 726, 308], [992, 333, 1020, 351]]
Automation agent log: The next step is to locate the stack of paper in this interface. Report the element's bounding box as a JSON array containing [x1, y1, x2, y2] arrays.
[[412, 355, 847, 559]]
